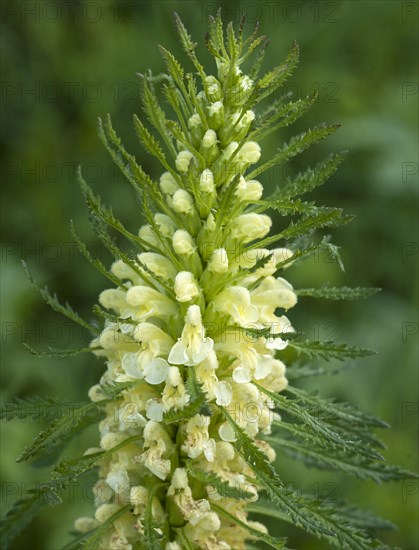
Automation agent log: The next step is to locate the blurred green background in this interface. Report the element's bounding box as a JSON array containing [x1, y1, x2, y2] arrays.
[[1, 0, 417, 548]]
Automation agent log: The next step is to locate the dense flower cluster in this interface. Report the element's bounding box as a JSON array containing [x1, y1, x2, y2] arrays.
[[75, 38, 297, 549]]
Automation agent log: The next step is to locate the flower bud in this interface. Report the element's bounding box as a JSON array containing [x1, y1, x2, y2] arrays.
[[188, 113, 203, 146], [199, 169, 215, 194], [111, 260, 136, 281], [201, 129, 217, 149], [74, 517, 99, 533], [172, 189, 195, 215], [235, 176, 263, 201], [138, 224, 160, 249], [154, 213, 176, 238], [159, 171, 178, 195], [174, 271, 200, 302], [200, 130, 219, 164], [205, 75, 222, 101], [172, 230, 196, 256], [240, 75, 254, 91], [229, 213, 272, 244], [95, 504, 121, 523], [188, 113, 201, 129], [175, 150, 194, 173], [137, 252, 177, 280], [207, 100, 224, 129], [237, 141, 261, 164], [208, 248, 229, 274]]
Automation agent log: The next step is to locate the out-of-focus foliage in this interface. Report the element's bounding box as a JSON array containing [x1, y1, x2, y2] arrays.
[[1, 1, 417, 548]]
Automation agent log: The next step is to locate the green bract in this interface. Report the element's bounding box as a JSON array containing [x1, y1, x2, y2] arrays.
[[1, 12, 416, 550]]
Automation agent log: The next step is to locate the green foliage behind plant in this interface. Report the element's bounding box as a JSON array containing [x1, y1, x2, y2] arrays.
[[1, 1, 417, 548]]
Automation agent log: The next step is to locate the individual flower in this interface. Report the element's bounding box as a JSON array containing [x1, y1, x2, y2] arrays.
[[168, 305, 214, 366]]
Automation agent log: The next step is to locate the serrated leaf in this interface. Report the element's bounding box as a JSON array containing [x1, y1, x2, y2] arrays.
[[142, 484, 165, 549], [99, 381, 138, 399], [0, 396, 63, 422], [334, 504, 396, 532], [247, 124, 340, 180], [23, 343, 95, 358], [268, 436, 415, 483], [248, 41, 299, 107], [288, 339, 376, 361], [0, 485, 58, 549], [173, 13, 206, 83], [55, 435, 141, 478], [70, 221, 128, 290], [22, 261, 98, 336], [296, 286, 380, 300], [159, 46, 193, 118], [133, 114, 170, 171], [220, 407, 338, 540], [141, 76, 176, 157], [98, 116, 171, 219], [257, 198, 317, 216], [251, 94, 317, 143], [271, 152, 347, 201], [254, 383, 382, 461], [251, 208, 352, 250], [246, 500, 375, 550], [77, 169, 159, 255], [163, 392, 207, 424], [16, 402, 104, 463], [285, 386, 390, 430], [186, 463, 255, 500]]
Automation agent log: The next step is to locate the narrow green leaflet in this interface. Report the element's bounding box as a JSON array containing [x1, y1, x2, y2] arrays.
[[23, 343, 95, 358], [270, 152, 347, 201], [70, 221, 128, 289], [288, 339, 376, 361], [141, 76, 177, 158], [296, 286, 380, 300], [268, 436, 416, 483], [285, 386, 389, 429], [163, 392, 207, 424], [1, 396, 63, 422], [248, 41, 299, 107], [250, 94, 317, 143], [16, 402, 105, 463], [142, 484, 165, 550], [22, 261, 98, 335], [254, 383, 381, 460], [220, 407, 335, 540], [247, 124, 340, 180], [0, 485, 59, 549], [186, 463, 255, 500], [53, 435, 142, 481], [61, 528, 96, 550], [250, 208, 352, 250], [256, 198, 317, 216]]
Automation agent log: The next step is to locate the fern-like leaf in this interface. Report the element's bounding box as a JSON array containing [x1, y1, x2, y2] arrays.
[[247, 124, 340, 180], [22, 261, 98, 335], [16, 402, 104, 463], [0, 396, 63, 422], [186, 463, 255, 500], [296, 286, 380, 300], [288, 339, 376, 361]]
